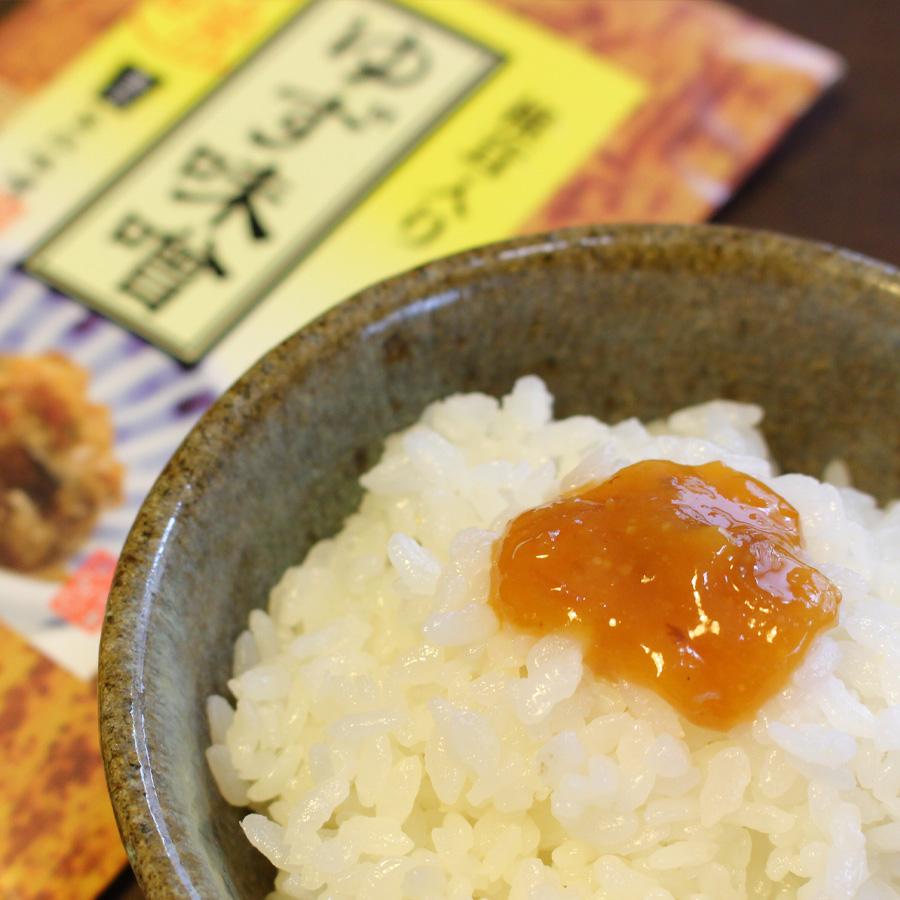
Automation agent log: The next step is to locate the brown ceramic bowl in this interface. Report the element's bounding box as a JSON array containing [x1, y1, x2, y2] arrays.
[[99, 224, 900, 897]]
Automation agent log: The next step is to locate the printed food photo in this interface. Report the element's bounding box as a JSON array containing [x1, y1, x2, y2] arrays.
[[0, 273, 217, 676]]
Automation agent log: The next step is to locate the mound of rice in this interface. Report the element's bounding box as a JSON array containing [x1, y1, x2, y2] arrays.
[[207, 377, 900, 899]]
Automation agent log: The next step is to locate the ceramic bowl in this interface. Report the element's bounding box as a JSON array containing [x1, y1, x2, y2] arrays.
[[99, 224, 900, 897]]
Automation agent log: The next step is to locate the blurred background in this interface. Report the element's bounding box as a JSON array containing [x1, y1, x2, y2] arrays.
[[720, 0, 898, 265]]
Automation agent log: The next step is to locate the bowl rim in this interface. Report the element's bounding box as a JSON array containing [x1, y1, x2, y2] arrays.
[[98, 222, 899, 897]]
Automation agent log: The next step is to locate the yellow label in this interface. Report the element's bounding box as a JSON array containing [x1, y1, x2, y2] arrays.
[[26, 0, 645, 363], [0, 0, 297, 248]]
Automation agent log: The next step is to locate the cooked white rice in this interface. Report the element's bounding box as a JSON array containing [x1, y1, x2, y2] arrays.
[[207, 376, 900, 899]]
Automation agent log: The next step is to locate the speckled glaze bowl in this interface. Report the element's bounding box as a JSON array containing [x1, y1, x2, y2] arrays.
[[100, 224, 900, 898]]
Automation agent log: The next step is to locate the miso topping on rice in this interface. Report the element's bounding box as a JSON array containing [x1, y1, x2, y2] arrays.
[[207, 377, 900, 899]]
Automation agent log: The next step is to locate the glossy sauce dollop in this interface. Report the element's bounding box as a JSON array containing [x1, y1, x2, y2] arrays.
[[491, 460, 841, 729]]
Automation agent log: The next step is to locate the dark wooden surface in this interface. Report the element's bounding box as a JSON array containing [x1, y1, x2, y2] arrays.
[[718, 0, 899, 264], [99, 2, 898, 898]]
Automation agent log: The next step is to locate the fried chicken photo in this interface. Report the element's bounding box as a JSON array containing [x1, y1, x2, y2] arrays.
[[0, 352, 123, 574]]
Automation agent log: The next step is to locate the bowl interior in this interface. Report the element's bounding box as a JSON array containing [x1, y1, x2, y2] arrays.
[[100, 225, 900, 897]]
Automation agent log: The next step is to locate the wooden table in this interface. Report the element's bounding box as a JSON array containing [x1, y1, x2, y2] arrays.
[[717, 0, 899, 265], [99, 1, 898, 897]]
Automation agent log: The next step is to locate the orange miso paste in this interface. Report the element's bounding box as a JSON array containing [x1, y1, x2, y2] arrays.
[[491, 460, 841, 729]]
